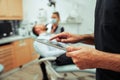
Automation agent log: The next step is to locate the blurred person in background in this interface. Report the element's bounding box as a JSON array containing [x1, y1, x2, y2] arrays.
[[32, 24, 73, 80], [46, 11, 64, 34]]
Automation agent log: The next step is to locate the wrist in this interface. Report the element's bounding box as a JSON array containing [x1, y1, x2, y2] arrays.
[[77, 34, 93, 41], [83, 34, 94, 39], [91, 50, 110, 69], [78, 34, 94, 44], [89, 49, 104, 68]]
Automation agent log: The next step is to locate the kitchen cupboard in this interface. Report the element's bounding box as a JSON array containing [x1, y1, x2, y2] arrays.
[[0, 0, 7, 18], [0, 38, 38, 72], [13, 38, 32, 67], [0, 0, 23, 20]]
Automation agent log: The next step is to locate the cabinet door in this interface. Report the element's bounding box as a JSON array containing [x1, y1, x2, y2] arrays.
[[0, 44, 15, 72], [29, 38, 39, 60], [0, 0, 23, 20], [13, 39, 32, 67], [7, 0, 23, 20], [0, 0, 7, 18]]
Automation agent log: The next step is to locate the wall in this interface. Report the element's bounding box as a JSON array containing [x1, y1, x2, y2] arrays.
[[21, 0, 96, 34]]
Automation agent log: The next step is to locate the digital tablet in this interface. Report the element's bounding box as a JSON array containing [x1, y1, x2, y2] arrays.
[[35, 39, 66, 51]]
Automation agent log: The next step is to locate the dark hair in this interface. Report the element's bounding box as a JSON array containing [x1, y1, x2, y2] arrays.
[[32, 25, 39, 36], [53, 12, 60, 19], [32, 25, 48, 36]]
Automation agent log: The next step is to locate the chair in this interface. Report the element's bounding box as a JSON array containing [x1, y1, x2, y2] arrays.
[[34, 38, 96, 80], [37, 57, 96, 80], [0, 64, 4, 73], [0, 64, 4, 80]]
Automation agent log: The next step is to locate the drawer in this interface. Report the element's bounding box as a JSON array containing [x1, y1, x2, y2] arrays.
[[0, 43, 14, 72], [13, 38, 31, 49], [1, 61, 14, 72], [0, 55, 13, 63], [0, 45, 13, 57], [2, 61, 13, 67], [4, 66, 13, 72], [0, 43, 13, 51], [0, 47, 12, 51], [4, 64, 13, 72], [0, 52, 12, 58]]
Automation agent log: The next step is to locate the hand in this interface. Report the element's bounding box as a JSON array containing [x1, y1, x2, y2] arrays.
[[66, 46, 97, 69], [50, 32, 83, 43]]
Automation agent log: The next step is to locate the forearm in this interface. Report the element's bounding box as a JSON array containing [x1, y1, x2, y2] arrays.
[[93, 50, 120, 72], [78, 33, 94, 45]]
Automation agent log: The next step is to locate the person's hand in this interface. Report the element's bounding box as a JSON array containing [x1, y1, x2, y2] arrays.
[[50, 32, 83, 43], [66, 46, 97, 69]]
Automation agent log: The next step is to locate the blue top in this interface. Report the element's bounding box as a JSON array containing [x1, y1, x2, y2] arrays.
[[34, 32, 67, 57]]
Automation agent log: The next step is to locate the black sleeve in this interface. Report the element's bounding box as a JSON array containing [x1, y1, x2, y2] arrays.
[[61, 27, 64, 32]]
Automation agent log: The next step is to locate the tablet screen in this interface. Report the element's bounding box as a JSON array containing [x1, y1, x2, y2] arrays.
[[36, 39, 66, 51]]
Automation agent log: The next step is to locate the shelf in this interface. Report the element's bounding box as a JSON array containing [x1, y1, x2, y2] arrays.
[[0, 36, 31, 45]]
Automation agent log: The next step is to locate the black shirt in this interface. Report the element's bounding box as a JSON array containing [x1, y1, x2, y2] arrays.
[[95, 0, 120, 80]]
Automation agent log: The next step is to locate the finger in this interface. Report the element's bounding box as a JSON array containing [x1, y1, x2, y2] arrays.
[[66, 52, 75, 57], [67, 46, 81, 52], [55, 38, 70, 43], [72, 58, 78, 64], [56, 38, 61, 42], [73, 61, 85, 70], [61, 39, 71, 43], [50, 34, 61, 40], [67, 46, 76, 52], [50, 32, 67, 41], [66, 50, 81, 57], [66, 46, 74, 52], [61, 38, 77, 43]]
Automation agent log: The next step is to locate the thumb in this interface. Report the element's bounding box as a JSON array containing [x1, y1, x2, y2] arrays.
[[61, 39, 70, 43], [67, 46, 81, 52], [66, 50, 81, 57]]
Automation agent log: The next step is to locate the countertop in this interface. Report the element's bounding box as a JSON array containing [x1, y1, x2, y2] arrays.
[[0, 35, 32, 45]]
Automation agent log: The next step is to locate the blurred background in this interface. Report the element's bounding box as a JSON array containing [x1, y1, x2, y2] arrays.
[[0, 0, 96, 80]]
